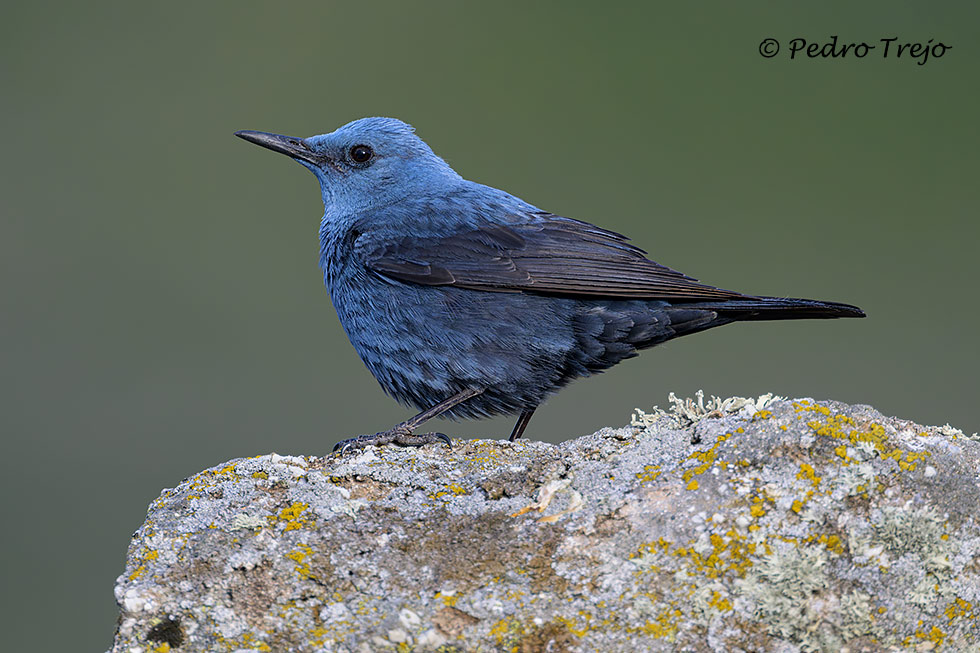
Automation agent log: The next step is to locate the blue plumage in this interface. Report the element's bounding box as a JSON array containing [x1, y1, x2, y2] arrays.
[[236, 118, 863, 449]]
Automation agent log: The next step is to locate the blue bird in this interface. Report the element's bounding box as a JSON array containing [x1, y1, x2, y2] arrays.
[[235, 118, 863, 451]]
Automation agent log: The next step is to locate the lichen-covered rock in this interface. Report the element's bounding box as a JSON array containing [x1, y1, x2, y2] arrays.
[[109, 397, 980, 652]]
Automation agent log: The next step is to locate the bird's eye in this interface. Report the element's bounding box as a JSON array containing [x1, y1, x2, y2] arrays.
[[349, 144, 373, 163]]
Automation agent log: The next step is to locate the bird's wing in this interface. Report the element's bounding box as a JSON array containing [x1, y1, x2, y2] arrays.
[[356, 213, 748, 300]]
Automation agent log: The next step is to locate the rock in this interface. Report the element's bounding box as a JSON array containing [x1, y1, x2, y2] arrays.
[[108, 396, 980, 652]]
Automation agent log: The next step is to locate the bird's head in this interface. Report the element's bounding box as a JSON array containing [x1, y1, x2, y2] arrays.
[[235, 117, 459, 212]]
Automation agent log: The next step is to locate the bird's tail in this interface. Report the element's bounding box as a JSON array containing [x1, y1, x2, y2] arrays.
[[656, 296, 864, 343], [577, 295, 864, 366], [705, 296, 865, 321]]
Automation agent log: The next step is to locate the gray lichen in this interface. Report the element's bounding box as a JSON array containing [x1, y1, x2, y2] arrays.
[[109, 396, 980, 652], [736, 543, 873, 651]]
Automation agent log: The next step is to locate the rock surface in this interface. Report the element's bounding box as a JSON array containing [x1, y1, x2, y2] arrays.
[[109, 396, 980, 652]]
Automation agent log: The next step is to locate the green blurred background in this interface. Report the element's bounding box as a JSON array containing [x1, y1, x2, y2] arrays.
[[2, 2, 977, 649]]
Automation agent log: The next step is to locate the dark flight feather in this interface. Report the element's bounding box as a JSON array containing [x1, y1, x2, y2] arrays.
[[360, 212, 748, 301]]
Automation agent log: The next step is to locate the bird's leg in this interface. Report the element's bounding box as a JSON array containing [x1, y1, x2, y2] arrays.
[[333, 388, 483, 454], [508, 408, 536, 441]]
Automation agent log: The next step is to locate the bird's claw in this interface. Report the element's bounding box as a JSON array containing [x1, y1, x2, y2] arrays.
[[332, 429, 452, 455], [431, 432, 453, 448]]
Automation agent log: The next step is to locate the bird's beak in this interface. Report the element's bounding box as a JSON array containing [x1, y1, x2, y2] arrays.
[[234, 130, 321, 166]]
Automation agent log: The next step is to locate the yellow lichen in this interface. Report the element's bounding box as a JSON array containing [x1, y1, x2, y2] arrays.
[[708, 590, 733, 612], [429, 482, 470, 501], [489, 616, 525, 647], [945, 597, 975, 622], [899, 450, 931, 471], [435, 591, 458, 607], [636, 604, 682, 640], [636, 465, 662, 484], [680, 431, 738, 487], [797, 463, 821, 488], [907, 625, 946, 648], [819, 534, 844, 555], [285, 544, 313, 579], [632, 537, 672, 558], [268, 502, 311, 531], [555, 614, 589, 637], [802, 406, 937, 483], [237, 632, 273, 651], [680, 530, 754, 579]]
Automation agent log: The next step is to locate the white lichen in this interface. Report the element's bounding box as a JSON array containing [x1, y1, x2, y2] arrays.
[[736, 544, 873, 651], [230, 514, 266, 531], [935, 422, 979, 440], [839, 462, 876, 497], [632, 390, 784, 428], [874, 504, 949, 569]]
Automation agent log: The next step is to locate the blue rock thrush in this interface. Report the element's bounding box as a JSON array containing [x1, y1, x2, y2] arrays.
[[235, 118, 864, 452]]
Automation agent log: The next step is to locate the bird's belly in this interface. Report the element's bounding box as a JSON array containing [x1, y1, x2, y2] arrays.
[[327, 272, 580, 417]]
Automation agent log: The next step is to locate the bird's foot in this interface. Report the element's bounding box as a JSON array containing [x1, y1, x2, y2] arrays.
[[332, 426, 452, 455]]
